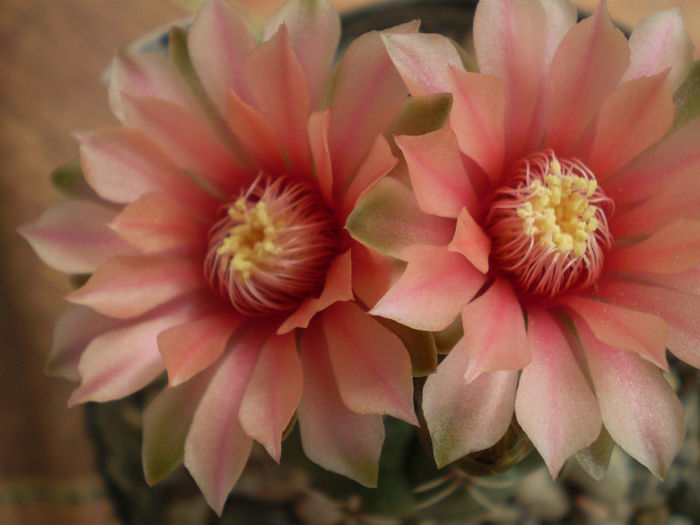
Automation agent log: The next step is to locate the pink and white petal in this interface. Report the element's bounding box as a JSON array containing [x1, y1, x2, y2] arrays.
[[245, 26, 311, 175], [461, 278, 530, 382], [586, 72, 674, 179], [606, 219, 700, 275], [324, 302, 416, 424], [109, 192, 208, 255], [514, 308, 602, 477], [448, 70, 506, 183], [187, 0, 256, 112], [307, 110, 333, 205], [67, 256, 204, 319], [342, 134, 398, 220], [263, 0, 340, 107], [350, 243, 400, 309], [184, 328, 263, 516], [423, 335, 518, 467], [297, 322, 385, 487], [47, 306, 124, 381], [474, 0, 547, 159], [277, 250, 353, 334], [382, 32, 464, 97], [577, 318, 685, 479], [545, 3, 630, 155], [620, 7, 694, 91], [158, 312, 241, 387], [19, 200, 133, 274], [396, 128, 479, 218], [561, 295, 668, 369], [448, 208, 491, 275], [370, 245, 485, 332], [239, 332, 303, 462]]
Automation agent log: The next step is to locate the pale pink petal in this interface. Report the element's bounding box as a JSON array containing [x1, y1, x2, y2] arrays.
[[46, 306, 124, 381], [448, 70, 505, 183], [423, 335, 518, 467], [448, 208, 491, 274], [474, 0, 547, 159], [277, 250, 353, 334], [461, 278, 530, 382], [606, 219, 700, 275], [396, 128, 479, 218], [239, 331, 302, 463], [67, 256, 204, 319], [586, 72, 674, 179], [324, 302, 416, 424], [307, 110, 333, 205], [382, 32, 464, 96], [184, 328, 263, 515], [187, 0, 256, 112], [109, 192, 208, 255], [158, 312, 241, 387], [19, 200, 133, 274], [245, 26, 311, 175], [514, 308, 602, 477], [297, 322, 384, 487], [561, 295, 668, 369], [545, 3, 630, 155], [577, 318, 685, 478], [263, 0, 340, 107], [350, 243, 399, 309], [620, 7, 694, 91], [370, 245, 485, 332]]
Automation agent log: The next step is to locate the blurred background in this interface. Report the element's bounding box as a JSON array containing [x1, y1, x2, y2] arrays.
[[1, 1, 699, 524]]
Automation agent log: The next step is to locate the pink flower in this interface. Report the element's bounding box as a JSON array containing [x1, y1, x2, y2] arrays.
[[20, 0, 419, 513], [350, 0, 698, 478]]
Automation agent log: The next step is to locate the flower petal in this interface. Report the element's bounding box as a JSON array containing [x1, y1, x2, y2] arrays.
[[577, 318, 685, 479], [447, 208, 491, 274], [423, 335, 518, 468], [514, 308, 602, 477], [307, 109, 333, 205], [19, 200, 132, 274], [297, 322, 384, 487], [324, 302, 416, 424], [239, 331, 303, 463], [370, 245, 485, 332], [350, 243, 399, 309]]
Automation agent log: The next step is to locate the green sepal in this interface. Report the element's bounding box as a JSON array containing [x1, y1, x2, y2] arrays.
[[451, 37, 478, 72], [69, 274, 91, 289], [51, 160, 97, 200], [390, 92, 453, 137], [672, 59, 700, 131], [434, 317, 464, 354], [575, 425, 615, 481], [377, 317, 437, 376]]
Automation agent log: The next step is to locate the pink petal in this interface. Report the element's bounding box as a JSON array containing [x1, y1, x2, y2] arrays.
[[47, 306, 124, 381], [184, 328, 263, 515], [158, 312, 241, 387], [606, 219, 700, 275], [263, 0, 340, 108], [396, 128, 479, 218], [423, 335, 518, 467], [307, 109, 333, 205], [187, 0, 256, 113], [561, 295, 668, 369], [324, 302, 416, 424], [245, 25, 311, 175], [350, 243, 399, 309], [448, 69, 505, 183], [474, 0, 547, 159], [109, 192, 208, 255], [586, 72, 674, 180], [370, 245, 485, 332], [447, 208, 491, 274], [514, 308, 602, 477], [67, 255, 204, 319], [239, 331, 303, 462], [297, 322, 385, 487], [461, 278, 530, 382], [544, 3, 630, 155], [277, 250, 353, 334], [620, 7, 694, 91], [19, 200, 133, 274], [382, 32, 464, 96], [577, 318, 685, 478]]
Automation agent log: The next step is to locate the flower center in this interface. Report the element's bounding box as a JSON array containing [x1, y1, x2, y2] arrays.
[[485, 151, 614, 297], [204, 175, 341, 316]]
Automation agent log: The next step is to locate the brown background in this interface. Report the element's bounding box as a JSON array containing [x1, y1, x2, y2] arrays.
[[1, 1, 698, 524]]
